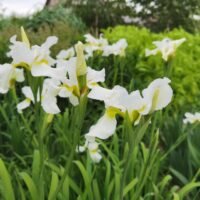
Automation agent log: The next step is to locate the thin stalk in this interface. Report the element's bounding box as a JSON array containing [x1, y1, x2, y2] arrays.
[[120, 116, 133, 200], [120, 58, 125, 85], [120, 117, 150, 200], [133, 131, 159, 200], [120, 144, 134, 200], [112, 56, 118, 86], [11, 87, 33, 135], [132, 114, 159, 200], [38, 113, 51, 200], [50, 95, 87, 200], [164, 60, 173, 78]]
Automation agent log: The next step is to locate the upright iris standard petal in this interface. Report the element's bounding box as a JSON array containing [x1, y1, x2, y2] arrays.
[[142, 77, 173, 114], [7, 35, 34, 66], [57, 47, 75, 60], [41, 36, 58, 50], [85, 111, 117, 140], [8, 34, 59, 79]]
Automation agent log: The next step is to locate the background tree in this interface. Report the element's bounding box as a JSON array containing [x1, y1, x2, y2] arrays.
[[63, 0, 132, 34], [63, 0, 200, 33], [129, 0, 200, 32]]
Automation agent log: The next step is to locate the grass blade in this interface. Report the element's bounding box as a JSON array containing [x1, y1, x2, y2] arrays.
[[0, 159, 15, 200]]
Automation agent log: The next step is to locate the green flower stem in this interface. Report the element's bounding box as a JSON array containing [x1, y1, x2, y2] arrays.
[[37, 113, 52, 199], [164, 59, 173, 77], [11, 88, 32, 135], [120, 58, 125, 85], [11, 87, 18, 102], [50, 94, 88, 200], [113, 56, 119, 86], [133, 131, 159, 200], [120, 116, 151, 200]]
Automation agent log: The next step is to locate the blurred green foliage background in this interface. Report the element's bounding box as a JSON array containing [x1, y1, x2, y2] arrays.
[[0, 6, 85, 63]]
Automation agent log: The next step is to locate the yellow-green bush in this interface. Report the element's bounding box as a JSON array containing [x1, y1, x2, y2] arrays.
[[103, 26, 200, 112]]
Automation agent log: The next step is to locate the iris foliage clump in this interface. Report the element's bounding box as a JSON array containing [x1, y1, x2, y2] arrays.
[[0, 25, 199, 200]]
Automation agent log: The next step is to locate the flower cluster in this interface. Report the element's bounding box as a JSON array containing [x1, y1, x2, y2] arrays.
[[83, 33, 128, 58], [0, 28, 175, 163], [79, 77, 173, 162], [0, 28, 106, 114]]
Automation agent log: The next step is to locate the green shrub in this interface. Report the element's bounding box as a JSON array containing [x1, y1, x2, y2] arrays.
[[25, 6, 85, 32], [0, 6, 86, 63], [103, 26, 200, 112], [63, 0, 131, 32]]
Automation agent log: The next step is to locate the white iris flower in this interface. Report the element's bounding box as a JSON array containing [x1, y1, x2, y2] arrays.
[[77, 136, 102, 163], [183, 112, 200, 124], [84, 34, 128, 58], [141, 77, 173, 114], [7, 29, 64, 79], [102, 39, 128, 57], [85, 77, 173, 140], [84, 33, 108, 58], [40, 55, 105, 114], [0, 64, 24, 94], [145, 37, 186, 61]]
